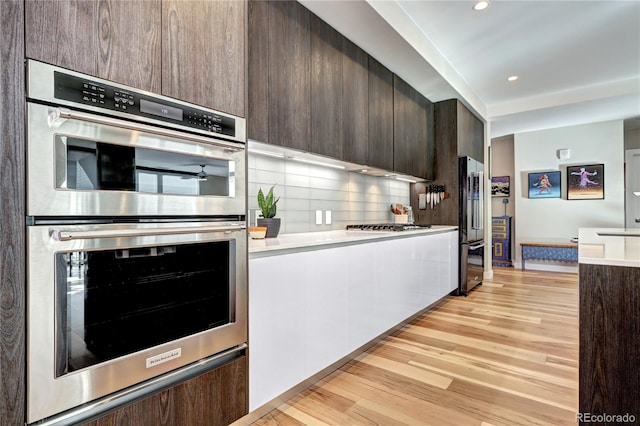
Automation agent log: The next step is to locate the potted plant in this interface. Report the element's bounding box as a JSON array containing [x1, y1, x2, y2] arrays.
[[257, 185, 281, 238]]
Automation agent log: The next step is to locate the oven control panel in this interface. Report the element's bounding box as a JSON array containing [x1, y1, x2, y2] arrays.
[[52, 71, 235, 137]]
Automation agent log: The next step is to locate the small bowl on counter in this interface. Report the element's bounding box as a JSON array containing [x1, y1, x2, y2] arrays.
[[249, 226, 268, 239]]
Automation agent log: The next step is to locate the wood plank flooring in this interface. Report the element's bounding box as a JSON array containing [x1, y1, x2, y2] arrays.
[[242, 268, 579, 426]]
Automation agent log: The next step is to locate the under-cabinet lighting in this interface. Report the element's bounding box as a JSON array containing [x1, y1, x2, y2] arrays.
[[395, 177, 417, 183], [291, 157, 346, 170], [250, 149, 285, 159], [360, 169, 369, 173], [473, 1, 490, 11]]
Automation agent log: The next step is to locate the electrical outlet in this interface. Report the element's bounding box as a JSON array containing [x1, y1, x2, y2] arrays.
[[315, 210, 323, 225], [325, 210, 332, 225]]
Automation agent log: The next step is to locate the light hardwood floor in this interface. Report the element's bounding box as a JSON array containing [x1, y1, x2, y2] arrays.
[[245, 268, 579, 426]]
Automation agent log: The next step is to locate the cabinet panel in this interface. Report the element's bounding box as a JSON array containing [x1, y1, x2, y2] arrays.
[[267, 0, 310, 150], [342, 39, 368, 165], [249, 254, 308, 411], [85, 355, 247, 426], [248, 231, 458, 412], [456, 100, 484, 162], [310, 14, 343, 158], [162, 0, 245, 116], [393, 75, 431, 179], [248, 0, 270, 142], [1, 1, 26, 424], [492, 216, 512, 267], [26, 0, 161, 93], [368, 57, 394, 171], [579, 264, 640, 418]]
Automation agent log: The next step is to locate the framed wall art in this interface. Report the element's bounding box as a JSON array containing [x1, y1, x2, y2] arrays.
[[491, 176, 510, 197], [528, 171, 561, 199], [567, 164, 604, 200]]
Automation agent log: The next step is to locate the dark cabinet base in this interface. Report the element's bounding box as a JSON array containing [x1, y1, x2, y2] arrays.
[[84, 354, 247, 426], [579, 263, 639, 421]]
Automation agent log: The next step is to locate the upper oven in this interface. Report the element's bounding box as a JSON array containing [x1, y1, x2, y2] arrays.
[[24, 60, 248, 424], [26, 59, 246, 218]]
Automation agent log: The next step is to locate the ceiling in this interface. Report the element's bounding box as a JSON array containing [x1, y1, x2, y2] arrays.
[[299, 0, 640, 138]]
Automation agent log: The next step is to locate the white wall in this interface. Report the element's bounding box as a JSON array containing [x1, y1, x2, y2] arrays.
[[514, 120, 625, 271], [248, 154, 410, 234]]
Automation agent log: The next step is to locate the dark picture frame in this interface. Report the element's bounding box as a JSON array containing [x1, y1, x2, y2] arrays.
[[491, 176, 510, 197], [528, 171, 561, 199], [567, 164, 604, 200]]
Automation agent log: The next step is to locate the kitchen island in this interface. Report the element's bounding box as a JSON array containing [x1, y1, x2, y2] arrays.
[[578, 228, 640, 422], [247, 226, 458, 414]]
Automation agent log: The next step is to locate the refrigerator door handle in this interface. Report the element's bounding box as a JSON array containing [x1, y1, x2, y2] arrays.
[[477, 171, 484, 227], [469, 241, 486, 250]]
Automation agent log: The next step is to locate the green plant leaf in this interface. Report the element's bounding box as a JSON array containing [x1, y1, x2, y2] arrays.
[[257, 186, 279, 218], [266, 186, 274, 210], [257, 188, 267, 218]]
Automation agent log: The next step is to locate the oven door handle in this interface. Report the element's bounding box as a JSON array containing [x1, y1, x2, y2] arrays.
[[49, 107, 245, 151], [51, 224, 246, 241]]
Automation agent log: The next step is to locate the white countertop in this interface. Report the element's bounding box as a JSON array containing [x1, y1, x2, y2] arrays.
[[578, 228, 640, 268], [249, 225, 458, 258]]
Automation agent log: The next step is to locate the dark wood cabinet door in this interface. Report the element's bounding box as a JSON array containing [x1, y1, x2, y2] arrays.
[[267, 0, 311, 151], [342, 39, 368, 165], [26, 0, 161, 93], [368, 57, 394, 171], [1, 1, 26, 424], [162, 0, 245, 117], [393, 75, 431, 179], [310, 14, 343, 159], [84, 355, 247, 426], [456, 100, 485, 162], [248, 0, 270, 143]]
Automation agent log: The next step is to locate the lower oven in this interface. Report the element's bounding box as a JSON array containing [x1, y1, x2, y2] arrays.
[[26, 220, 247, 424]]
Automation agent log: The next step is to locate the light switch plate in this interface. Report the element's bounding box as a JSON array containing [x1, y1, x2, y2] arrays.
[[315, 210, 323, 225], [325, 210, 332, 224]]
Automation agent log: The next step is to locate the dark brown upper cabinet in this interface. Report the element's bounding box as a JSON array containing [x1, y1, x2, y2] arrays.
[[248, 0, 311, 151], [310, 15, 344, 159], [25, 0, 162, 93], [393, 75, 434, 180], [368, 57, 394, 171], [249, 0, 369, 158], [455, 100, 485, 162], [248, 0, 270, 143], [162, 0, 245, 117], [342, 39, 369, 166]]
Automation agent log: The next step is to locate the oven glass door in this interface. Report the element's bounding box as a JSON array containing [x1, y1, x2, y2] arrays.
[[56, 240, 233, 377], [27, 221, 247, 424], [27, 102, 246, 217], [62, 137, 234, 197]]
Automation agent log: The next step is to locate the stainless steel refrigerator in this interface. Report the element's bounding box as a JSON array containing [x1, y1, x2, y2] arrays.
[[457, 156, 485, 295]]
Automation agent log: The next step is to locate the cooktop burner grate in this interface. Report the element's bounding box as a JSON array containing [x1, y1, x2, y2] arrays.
[[345, 223, 432, 232]]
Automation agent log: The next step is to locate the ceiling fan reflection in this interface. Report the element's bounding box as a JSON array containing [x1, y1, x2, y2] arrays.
[[180, 164, 208, 181]]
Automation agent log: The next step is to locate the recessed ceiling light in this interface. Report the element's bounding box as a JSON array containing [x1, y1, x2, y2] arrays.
[[473, 1, 490, 11], [507, 75, 519, 82]]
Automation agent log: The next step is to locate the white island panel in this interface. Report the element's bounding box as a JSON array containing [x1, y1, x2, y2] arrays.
[[248, 229, 458, 412]]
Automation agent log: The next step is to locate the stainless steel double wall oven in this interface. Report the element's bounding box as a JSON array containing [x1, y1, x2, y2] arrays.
[[25, 60, 247, 424]]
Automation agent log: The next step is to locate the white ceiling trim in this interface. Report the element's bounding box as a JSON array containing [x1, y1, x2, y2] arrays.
[[366, 0, 487, 119], [487, 76, 640, 118]]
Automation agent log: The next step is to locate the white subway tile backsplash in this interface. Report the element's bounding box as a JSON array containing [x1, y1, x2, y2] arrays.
[[285, 173, 311, 187], [285, 186, 311, 199], [248, 153, 409, 233], [255, 156, 286, 172]]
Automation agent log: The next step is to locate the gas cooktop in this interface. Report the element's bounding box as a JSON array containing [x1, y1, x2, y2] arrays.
[[345, 223, 432, 232]]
